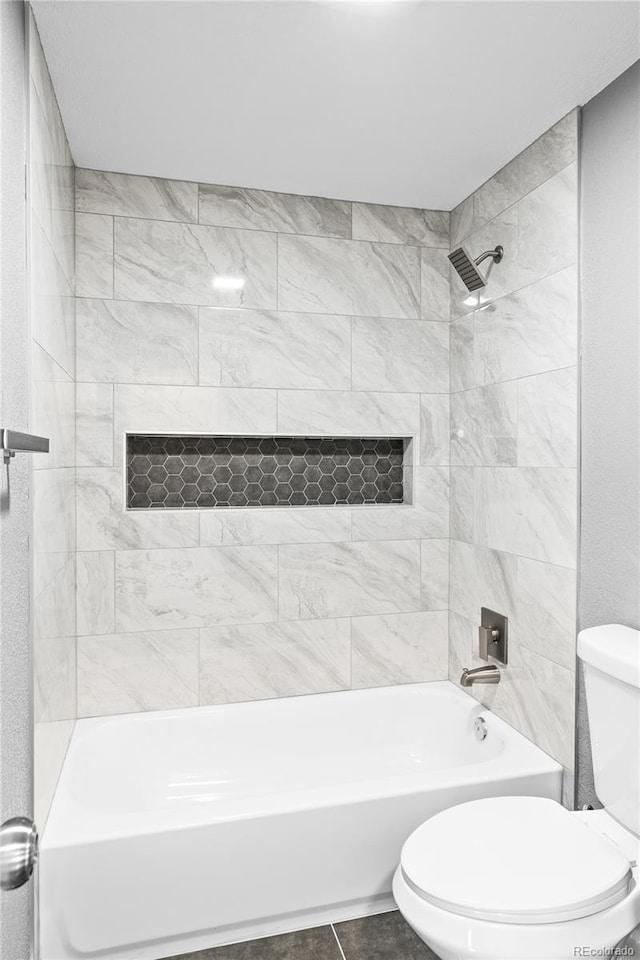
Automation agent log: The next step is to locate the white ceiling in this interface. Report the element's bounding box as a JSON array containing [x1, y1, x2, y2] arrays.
[[32, 0, 640, 209]]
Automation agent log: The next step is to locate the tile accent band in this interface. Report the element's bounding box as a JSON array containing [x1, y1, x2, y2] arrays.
[[126, 435, 405, 509]]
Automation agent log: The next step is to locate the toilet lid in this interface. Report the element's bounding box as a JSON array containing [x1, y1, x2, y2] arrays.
[[401, 797, 633, 924]]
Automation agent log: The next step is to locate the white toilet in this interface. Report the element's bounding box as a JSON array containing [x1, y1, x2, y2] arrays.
[[393, 624, 640, 960]]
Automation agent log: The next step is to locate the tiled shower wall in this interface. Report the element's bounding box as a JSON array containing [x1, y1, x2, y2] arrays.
[[73, 170, 452, 717], [447, 112, 579, 782], [28, 16, 76, 827]]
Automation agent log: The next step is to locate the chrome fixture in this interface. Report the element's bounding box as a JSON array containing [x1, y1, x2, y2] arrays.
[[2, 428, 49, 465], [479, 607, 508, 664], [0, 818, 38, 891], [460, 665, 501, 687], [449, 244, 504, 291], [473, 717, 488, 741], [614, 923, 640, 955]]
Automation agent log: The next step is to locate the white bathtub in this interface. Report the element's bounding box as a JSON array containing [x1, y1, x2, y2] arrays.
[[40, 681, 562, 960]]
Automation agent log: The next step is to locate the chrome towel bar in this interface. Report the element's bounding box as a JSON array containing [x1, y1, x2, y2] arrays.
[[2, 429, 50, 464]]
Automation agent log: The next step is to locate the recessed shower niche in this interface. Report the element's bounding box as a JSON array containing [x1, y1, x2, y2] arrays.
[[126, 435, 409, 509]]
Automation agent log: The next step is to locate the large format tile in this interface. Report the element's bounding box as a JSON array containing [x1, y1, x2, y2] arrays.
[[168, 925, 343, 960], [35, 719, 74, 830], [278, 234, 420, 318], [517, 367, 577, 467], [76, 299, 198, 384], [351, 317, 449, 393], [472, 112, 577, 231], [420, 539, 449, 611], [420, 247, 450, 322], [451, 382, 518, 467], [474, 467, 577, 567], [76, 551, 115, 637], [449, 540, 518, 623], [450, 165, 577, 320], [200, 619, 350, 704], [351, 467, 448, 541], [31, 378, 75, 469], [199, 183, 351, 237], [352, 203, 449, 248], [199, 308, 350, 390], [76, 168, 198, 222], [449, 316, 475, 393], [419, 395, 450, 465], [30, 220, 75, 376], [77, 630, 199, 717], [277, 389, 418, 437], [114, 217, 277, 308], [115, 546, 278, 631], [76, 212, 113, 298], [200, 507, 351, 547], [278, 540, 420, 620], [113, 384, 277, 462], [76, 383, 113, 467], [76, 468, 199, 550], [34, 635, 76, 723], [516, 557, 577, 670], [335, 911, 440, 960], [351, 611, 448, 687], [450, 468, 474, 543], [449, 193, 476, 248], [474, 266, 578, 385]]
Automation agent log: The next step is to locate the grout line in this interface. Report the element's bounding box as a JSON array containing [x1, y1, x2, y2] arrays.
[[331, 924, 347, 960]]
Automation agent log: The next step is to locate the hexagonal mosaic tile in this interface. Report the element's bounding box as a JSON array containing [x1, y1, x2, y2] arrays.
[[126, 436, 404, 509]]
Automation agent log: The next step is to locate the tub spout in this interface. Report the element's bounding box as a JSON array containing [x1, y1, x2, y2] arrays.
[[460, 665, 500, 687]]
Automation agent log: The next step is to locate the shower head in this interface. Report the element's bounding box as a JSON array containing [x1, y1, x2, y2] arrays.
[[448, 245, 504, 292]]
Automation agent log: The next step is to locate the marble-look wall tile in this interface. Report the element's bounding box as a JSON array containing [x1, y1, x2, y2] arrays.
[[199, 183, 351, 238], [278, 540, 420, 620], [113, 217, 277, 309], [200, 619, 351, 704], [76, 468, 199, 550], [352, 203, 449, 248], [113, 384, 277, 462], [200, 507, 351, 547], [76, 168, 198, 222], [199, 308, 351, 390], [351, 467, 448, 541], [450, 316, 476, 393], [474, 467, 577, 567], [516, 557, 576, 670], [419, 394, 450, 465], [451, 382, 518, 467], [351, 611, 448, 687], [76, 299, 198, 384], [421, 247, 450, 322], [472, 112, 578, 234], [518, 367, 577, 468], [77, 630, 199, 716], [475, 267, 578, 386], [278, 234, 420, 318], [33, 555, 76, 641], [449, 539, 518, 624], [115, 546, 278, 631], [30, 219, 75, 376], [351, 317, 449, 393], [32, 379, 75, 469], [277, 389, 419, 437], [76, 551, 115, 636], [450, 165, 577, 320], [449, 194, 476, 248], [450, 467, 474, 543], [76, 383, 113, 467], [33, 468, 75, 555], [34, 635, 76, 722], [420, 539, 449, 611], [35, 719, 74, 830], [76, 212, 113, 298]]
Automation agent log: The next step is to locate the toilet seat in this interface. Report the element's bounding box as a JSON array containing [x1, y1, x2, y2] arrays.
[[401, 796, 633, 925]]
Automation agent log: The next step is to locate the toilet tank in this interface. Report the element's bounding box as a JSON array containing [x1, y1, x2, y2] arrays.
[[578, 624, 640, 836]]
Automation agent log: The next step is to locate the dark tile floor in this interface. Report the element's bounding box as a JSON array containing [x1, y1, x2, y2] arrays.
[[168, 911, 440, 960]]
